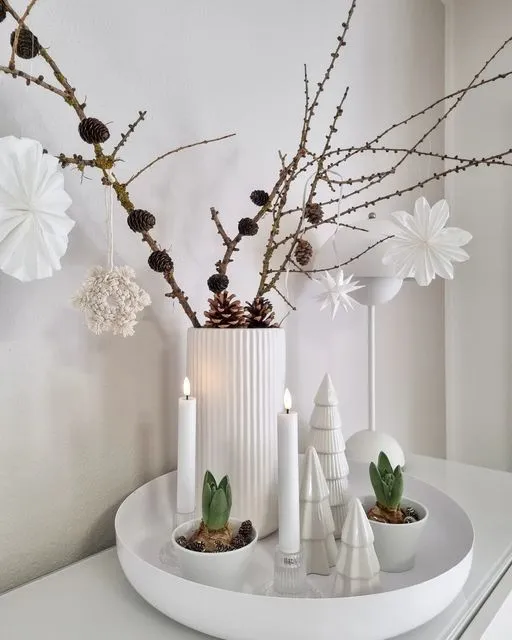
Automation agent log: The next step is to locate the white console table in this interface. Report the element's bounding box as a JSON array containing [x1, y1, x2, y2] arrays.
[[1, 455, 512, 640]]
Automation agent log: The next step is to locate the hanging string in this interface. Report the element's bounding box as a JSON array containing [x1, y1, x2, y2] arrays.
[[104, 177, 114, 271]]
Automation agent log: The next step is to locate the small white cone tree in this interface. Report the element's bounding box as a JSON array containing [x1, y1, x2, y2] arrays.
[[307, 373, 350, 537], [334, 498, 380, 597], [300, 446, 338, 575]]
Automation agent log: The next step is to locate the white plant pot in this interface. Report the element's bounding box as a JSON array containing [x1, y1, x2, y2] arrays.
[[187, 328, 286, 537], [362, 497, 429, 573], [171, 518, 258, 590]]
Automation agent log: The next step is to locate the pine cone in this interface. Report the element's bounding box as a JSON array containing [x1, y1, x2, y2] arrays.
[[231, 534, 246, 549], [176, 536, 188, 548], [294, 238, 313, 266], [250, 190, 269, 207], [78, 117, 110, 144], [187, 540, 205, 553], [238, 520, 254, 541], [245, 297, 276, 328], [0, 3, 6, 23], [207, 273, 229, 294], [127, 209, 156, 233], [204, 292, 247, 328], [214, 541, 231, 553], [238, 217, 259, 237], [403, 506, 419, 521], [305, 203, 323, 225], [10, 28, 40, 59], [148, 250, 173, 273], [403, 516, 416, 524]]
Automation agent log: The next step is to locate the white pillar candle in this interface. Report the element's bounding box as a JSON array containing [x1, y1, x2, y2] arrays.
[[176, 377, 197, 515], [277, 388, 301, 554]]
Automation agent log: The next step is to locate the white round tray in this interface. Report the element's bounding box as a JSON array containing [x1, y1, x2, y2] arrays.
[[115, 465, 473, 640]]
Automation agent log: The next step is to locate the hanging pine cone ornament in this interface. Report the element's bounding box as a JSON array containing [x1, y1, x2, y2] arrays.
[[245, 297, 276, 328], [250, 190, 269, 207], [238, 217, 259, 236], [78, 117, 110, 144], [294, 238, 313, 266], [127, 209, 156, 233], [148, 250, 173, 273], [207, 273, 229, 294], [305, 203, 324, 225], [10, 28, 40, 59], [204, 291, 247, 328], [0, 3, 6, 23]]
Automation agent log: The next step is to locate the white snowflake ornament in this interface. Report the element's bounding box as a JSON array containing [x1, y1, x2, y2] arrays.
[[73, 265, 151, 337], [382, 197, 472, 286], [0, 136, 74, 281], [315, 268, 364, 319]]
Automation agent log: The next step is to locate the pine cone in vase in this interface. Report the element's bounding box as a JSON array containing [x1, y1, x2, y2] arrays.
[[204, 291, 247, 328], [0, 3, 6, 23], [148, 250, 174, 273], [238, 217, 259, 236], [207, 273, 229, 294], [78, 117, 110, 144], [305, 203, 324, 225], [127, 209, 156, 233], [294, 238, 313, 266], [250, 190, 269, 207], [245, 297, 276, 328], [10, 28, 40, 59]]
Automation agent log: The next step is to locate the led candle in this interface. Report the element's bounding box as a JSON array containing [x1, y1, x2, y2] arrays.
[[176, 377, 197, 515], [277, 389, 301, 554]]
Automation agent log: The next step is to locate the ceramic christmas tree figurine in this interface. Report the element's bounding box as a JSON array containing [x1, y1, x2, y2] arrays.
[[334, 497, 380, 596], [307, 373, 350, 537], [300, 446, 338, 575]]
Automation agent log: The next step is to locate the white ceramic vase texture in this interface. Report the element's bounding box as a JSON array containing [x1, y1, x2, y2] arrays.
[[187, 328, 286, 538], [300, 446, 338, 575], [336, 498, 380, 582], [171, 518, 258, 590], [362, 496, 429, 573], [307, 374, 350, 537]]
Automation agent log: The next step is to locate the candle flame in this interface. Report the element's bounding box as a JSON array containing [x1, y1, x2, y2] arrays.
[[183, 377, 191, 398], [284, 388, 292, 411]]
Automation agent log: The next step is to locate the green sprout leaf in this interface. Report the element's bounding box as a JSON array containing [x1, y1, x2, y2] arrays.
[[369, 462, 387, 506], [377, 451, 393, 476], [389, 466, 404, 508], [208, 487, 230, 530], [202, 474, 213, 523]]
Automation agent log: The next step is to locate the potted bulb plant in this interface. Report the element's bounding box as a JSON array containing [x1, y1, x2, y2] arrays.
[[363, 452, 429, 572], [171, 471, 258, 589]]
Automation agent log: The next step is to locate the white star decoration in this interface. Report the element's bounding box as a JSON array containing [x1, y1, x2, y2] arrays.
[[315, 268, 364, 319], [382, 197, 472, 286]]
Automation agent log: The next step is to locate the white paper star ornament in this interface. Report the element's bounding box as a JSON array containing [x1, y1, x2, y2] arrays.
[[382, 197, 472, 286], [315, 269, 364, 319]]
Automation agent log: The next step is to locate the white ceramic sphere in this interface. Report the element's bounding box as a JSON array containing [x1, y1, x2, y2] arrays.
[[345, 430, 405, 469], [351, 277, 404, 306]]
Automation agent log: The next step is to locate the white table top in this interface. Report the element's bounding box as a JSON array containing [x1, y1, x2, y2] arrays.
[[1, 455, 512, 640]]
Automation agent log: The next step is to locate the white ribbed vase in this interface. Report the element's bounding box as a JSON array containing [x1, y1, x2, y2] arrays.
[[187, 328, 286, 538]]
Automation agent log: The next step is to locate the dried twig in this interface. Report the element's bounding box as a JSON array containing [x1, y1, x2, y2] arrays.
[[272, 285, 297, 311], [125, 134, 236, 186], [9, 0, 39, 70], [0, 65, 67, 97], [112, 110, 147, 158]]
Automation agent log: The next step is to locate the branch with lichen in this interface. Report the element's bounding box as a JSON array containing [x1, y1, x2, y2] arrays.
[[111, 110, 147, 158], [0, 0, 235, 328]]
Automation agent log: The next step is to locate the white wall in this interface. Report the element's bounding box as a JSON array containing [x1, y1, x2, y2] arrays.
[[0, 0, 445, 592], [445, 0, 512, 470]]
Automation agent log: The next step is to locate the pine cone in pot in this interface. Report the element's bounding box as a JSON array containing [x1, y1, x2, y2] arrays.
[[204, 291, 247, 328], [245, 297, 276, 328], [294, 238, 313, 266], [367, 452, 405, 524], [10, 28, 40, 59]]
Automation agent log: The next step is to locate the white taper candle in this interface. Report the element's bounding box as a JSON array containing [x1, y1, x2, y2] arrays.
[[176, 377, 197, 515], [277, 389, 301, 554]]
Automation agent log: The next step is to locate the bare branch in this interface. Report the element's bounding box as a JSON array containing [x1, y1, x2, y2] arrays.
[[112, 110, 147, 158], [124, 133, 236, 186], [9, 0, 39, 70], [0, 65, 68, 98]]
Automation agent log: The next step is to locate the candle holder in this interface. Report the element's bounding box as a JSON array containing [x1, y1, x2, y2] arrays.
[[262, 546, 320, 597]]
